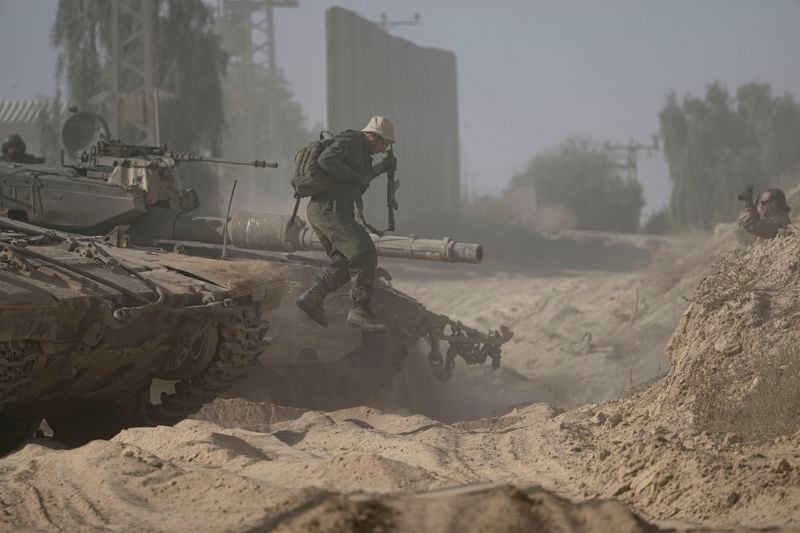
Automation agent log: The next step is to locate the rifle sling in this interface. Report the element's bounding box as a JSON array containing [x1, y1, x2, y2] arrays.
[[289, 193, 302, 226]]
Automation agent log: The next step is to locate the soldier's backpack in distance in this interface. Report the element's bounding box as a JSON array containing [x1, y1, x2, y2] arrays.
[[291, 131, 335, 197]]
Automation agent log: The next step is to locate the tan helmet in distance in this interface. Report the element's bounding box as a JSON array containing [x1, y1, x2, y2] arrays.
[[361, 116, 396, 143]]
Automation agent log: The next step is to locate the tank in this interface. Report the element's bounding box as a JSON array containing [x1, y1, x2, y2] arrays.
[[0, 215, 283, 455], [0, 111, 512, 409]]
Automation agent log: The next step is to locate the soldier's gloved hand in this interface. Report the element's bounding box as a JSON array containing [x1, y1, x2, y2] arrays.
[[383, 151, 397, 173], [737, 184, 755, 207]]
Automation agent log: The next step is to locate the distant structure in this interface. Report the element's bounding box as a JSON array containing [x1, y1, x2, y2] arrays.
[[108, 0, 158, 144], [327, 7, 461, 226], [217, 0, 298, 197], [610, 137, 660, 181]]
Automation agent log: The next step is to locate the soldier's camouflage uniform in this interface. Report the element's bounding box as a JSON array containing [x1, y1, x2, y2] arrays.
[[738, 206, 790, 241], [307, 130, 391, 304]]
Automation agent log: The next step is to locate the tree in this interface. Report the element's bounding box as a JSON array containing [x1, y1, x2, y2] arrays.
[[154, 0, 228, 153], [51, 1, 108, 110], [51, 0, 227, 153], [510, 137, 645, 232], [660, 82, 800, 230]]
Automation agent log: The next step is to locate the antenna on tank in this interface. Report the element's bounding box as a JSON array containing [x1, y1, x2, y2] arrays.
[[221, 179, 238, 260]]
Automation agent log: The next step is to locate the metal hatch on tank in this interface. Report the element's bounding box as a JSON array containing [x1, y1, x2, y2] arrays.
[[0, 111, 512, 410]]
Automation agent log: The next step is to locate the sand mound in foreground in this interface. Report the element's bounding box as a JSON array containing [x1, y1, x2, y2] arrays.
[[0, 405, 661, 532], [544, 231, 800, 527], [271, 484, 659, 533], [654, 230, 800, 429]]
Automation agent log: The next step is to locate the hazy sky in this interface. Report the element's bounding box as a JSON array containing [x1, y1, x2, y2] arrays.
[[2, 0, 799, 212]]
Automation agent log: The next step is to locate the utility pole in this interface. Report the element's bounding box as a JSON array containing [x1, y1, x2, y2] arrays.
[[218, 0, 297, 158], [610, 136, 660, 181], [109, 0, 157, 144], [218, 0, 297, 199]]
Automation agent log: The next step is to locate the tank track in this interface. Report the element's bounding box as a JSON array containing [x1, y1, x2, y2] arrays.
[[144, 304, 270, 425], [0, 341, 39, 413]]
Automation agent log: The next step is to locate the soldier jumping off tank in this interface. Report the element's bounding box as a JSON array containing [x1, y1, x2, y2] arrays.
[[737, 184, 791, 240], [1, 134, 44, 164], [296, 116, 398, 333]]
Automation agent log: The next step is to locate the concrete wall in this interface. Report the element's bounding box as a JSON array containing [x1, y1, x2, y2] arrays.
[[326, 7, 461, 227]]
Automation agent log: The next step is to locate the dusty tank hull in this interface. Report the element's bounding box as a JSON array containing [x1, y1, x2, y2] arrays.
[[225, 259, 423, 408], [0, 217, 283, 454]]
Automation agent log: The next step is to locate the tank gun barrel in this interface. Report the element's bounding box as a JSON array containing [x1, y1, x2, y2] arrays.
[[224, 212, 483, 263], [167, 211, 482, 263]]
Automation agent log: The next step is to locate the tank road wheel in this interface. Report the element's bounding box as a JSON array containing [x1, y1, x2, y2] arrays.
[[0, 418, 41, 456], [158, 324, 219, 382], [147, 305, 270, 425], [47, 387, 149, 447], [0, 340, 41, 455], [0, 340, 40, 411]]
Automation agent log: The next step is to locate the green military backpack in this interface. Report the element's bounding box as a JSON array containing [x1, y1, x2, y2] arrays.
[[289, 131, 335, 226], [291, 131, 335, 198]]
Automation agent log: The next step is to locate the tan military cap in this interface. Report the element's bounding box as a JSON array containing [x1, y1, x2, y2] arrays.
[[361, 116, 396, 143]]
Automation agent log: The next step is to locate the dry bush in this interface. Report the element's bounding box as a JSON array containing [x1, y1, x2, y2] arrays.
[[693, 341, 800, 442], [691, 251, 760, 311]]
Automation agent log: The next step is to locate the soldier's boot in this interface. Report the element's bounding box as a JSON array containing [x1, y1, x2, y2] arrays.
[[296, 280, 330, 327], [346, 301, 387, 334]]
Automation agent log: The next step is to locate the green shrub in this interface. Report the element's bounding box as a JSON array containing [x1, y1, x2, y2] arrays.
[[510, 137, 644, 232]]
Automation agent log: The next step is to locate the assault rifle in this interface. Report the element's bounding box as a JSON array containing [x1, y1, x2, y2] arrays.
[[386, 147, 398, 232]]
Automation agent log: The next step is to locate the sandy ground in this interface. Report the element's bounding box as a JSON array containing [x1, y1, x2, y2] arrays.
[[0, 403, 659, 532], [377, 234, 710, 422], [5, 229, 799, 531]]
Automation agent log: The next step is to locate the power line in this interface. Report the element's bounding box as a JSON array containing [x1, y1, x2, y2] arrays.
[[377, 12, 421, 31]]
